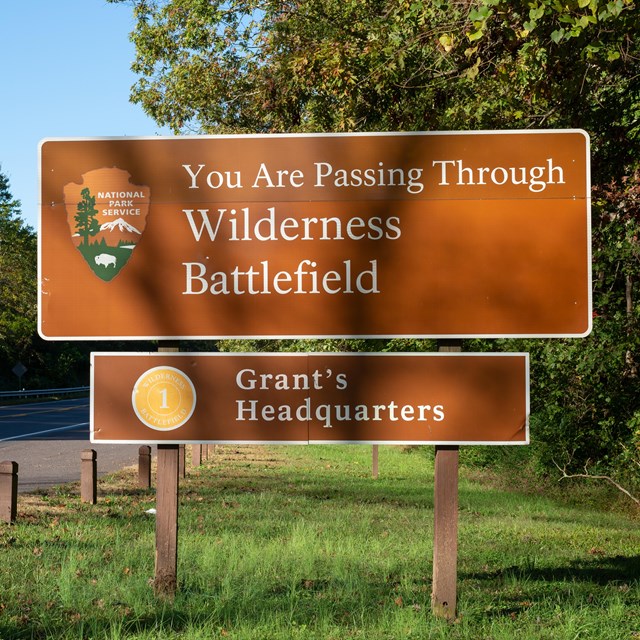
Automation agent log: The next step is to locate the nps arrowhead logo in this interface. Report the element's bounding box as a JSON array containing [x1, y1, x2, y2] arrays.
[[63, 168, 151, 282]]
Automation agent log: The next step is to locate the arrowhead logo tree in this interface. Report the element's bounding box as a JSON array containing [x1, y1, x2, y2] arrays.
[[74, 188, 100, 246], [63, 168, 151, 282]]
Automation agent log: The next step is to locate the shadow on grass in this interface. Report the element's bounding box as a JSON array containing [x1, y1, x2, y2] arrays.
[[457, 554, 640, 623], [463, 553, 640, 586]]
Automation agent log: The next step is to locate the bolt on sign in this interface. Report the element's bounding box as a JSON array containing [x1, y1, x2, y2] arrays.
[[90, 353, 529, 445], [40, 131, 591, 340]]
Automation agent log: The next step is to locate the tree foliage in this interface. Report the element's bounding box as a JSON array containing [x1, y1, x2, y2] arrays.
[[0, 170, 99, 390], [0, 168, 37, 378], [109, 0, 640, 480], [112, 0, 638, 173]]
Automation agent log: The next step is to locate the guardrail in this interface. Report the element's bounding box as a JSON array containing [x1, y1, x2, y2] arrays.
[[0, 386, 89, 400]]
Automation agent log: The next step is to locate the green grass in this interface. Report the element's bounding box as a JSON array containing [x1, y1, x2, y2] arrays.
[[0, 445, 638, 639]]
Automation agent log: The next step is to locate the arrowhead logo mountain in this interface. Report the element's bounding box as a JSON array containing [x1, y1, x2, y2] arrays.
[[63, 168, 151, 282]]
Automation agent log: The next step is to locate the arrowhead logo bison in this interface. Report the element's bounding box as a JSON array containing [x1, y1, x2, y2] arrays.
[[64, 168, 150, 282]]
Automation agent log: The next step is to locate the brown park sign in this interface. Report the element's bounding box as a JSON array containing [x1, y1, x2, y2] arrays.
[[39, 131, 591, 339], [90, 352, 529, 445]]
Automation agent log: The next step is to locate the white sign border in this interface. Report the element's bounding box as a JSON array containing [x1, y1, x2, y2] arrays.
[[90, 351, 530, 446], [39, 129, 592, 341]]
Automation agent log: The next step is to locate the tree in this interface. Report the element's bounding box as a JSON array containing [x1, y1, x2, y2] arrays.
[[74, 187, 100, 246], [0, 167, 37, 388], [109, 1, 637, 156], [111, 0, 639, 481]]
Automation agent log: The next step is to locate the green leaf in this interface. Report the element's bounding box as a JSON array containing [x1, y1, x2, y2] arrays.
[[438, 33, 454, 52], [464, 45, 479, 58], [550, 28, 565, 43], [463, 57, 481, 80], [466, 29, 484, 42], [529, 5, 545, 20]]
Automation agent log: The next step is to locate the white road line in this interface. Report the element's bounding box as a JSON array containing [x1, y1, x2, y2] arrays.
[[0, 422, 89, 442]]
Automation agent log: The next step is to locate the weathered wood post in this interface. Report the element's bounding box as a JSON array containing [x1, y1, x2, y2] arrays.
[[431, 339, 461, 620], [178, 444, 186, 478], [155, 341, 180, 599], [192, 445, 202, 468], [0, 461, 18, 523], [372, 445, 379, 479], [138, 445, 152, 489], [432, 444, 459, 619], [155, 443, 179, 598], [81, 449, 97, 504]]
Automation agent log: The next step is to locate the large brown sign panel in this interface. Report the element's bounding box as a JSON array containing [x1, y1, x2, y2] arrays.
[[91, 353, 529, 445], [40, 131, 590, 339]]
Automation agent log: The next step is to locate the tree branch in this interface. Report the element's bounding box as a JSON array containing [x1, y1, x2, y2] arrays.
[[553, 459, 640, 506]]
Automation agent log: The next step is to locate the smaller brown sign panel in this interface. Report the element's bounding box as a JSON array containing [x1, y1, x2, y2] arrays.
[[91, 353, 529, 445]]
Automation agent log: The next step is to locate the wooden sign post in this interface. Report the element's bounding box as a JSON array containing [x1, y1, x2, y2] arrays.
[[0, 461, 18, 524], [138, 446, 152, 489], [155, 443, 179, 599], [154, 342, 180, 599], [431, 339, 462, 618], [432, 445, 459, 618], [192, 445, 203, 468], [80, 449, 97, 504]]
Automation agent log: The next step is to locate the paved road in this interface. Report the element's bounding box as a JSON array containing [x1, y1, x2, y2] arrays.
[[0, 397, 144, 493], [0, 397, 91, 441]]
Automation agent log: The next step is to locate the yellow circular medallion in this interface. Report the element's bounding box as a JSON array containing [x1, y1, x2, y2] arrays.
[[132, 366, 196, 431]]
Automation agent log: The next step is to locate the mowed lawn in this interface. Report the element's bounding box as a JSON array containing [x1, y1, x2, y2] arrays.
[[0, 445, 638, 639]]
